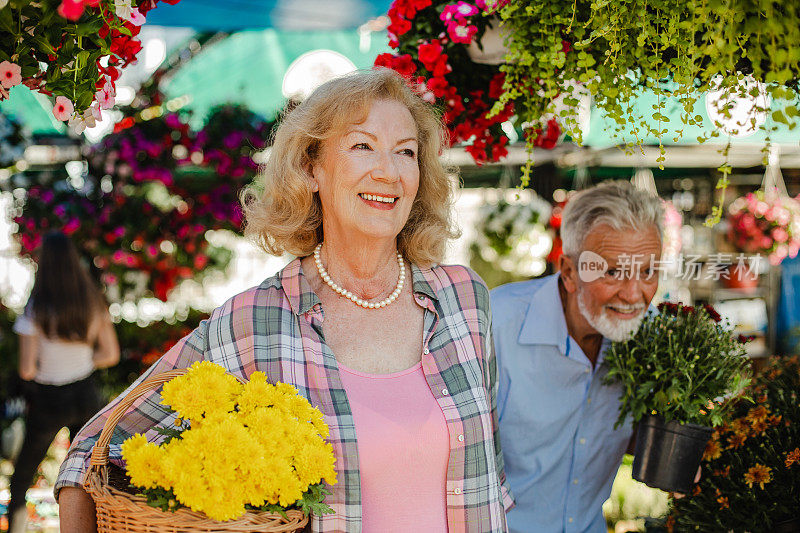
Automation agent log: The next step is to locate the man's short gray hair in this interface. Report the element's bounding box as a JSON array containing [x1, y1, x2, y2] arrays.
[[561, 181, 664, 257]]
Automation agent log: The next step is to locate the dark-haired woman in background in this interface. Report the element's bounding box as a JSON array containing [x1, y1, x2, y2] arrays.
[[7, 231, 119, 533]]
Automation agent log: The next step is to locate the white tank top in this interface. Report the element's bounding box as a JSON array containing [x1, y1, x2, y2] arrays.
[[13, 314, 95, 386]]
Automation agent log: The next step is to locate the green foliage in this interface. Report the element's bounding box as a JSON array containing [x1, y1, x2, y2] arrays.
[[492, 0, 800, 202], [665, 356, 800, 531], [252, 483, 333, 518], [604, 303, 751, 428]]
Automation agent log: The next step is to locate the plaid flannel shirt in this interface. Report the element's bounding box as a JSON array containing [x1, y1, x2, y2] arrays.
[[56, 258, 514, 532]]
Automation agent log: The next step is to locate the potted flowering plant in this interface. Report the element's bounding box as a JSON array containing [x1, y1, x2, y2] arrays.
[[727, 191, 800, 266], [667, 356, 800, 532], [603, 302, 751, 492], [85, 361, 337, 531], [376, 0, 562, 165]]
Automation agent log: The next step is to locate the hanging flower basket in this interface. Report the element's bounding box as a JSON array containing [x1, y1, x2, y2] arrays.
[[727, 192, 800, 266], [0, 0, 181, 130], [376, 0, 562, 165], [465, 17, 507, 65]]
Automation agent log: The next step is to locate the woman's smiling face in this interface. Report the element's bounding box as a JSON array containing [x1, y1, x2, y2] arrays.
[[311, 99, 420, 245]]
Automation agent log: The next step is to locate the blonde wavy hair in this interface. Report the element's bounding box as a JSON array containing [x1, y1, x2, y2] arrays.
[[240, 68, 460, 267]]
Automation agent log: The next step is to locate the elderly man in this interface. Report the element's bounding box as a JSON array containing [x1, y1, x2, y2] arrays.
[[491, 181, 663, 533]]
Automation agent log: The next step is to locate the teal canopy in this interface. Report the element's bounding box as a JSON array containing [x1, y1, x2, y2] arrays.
[[162, 29, 390, 126], [0, 85, 66, 136], [145, 0, 392, 31], [580, 88, 800, 147]]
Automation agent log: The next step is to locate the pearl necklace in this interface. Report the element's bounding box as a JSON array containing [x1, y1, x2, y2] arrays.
[[313, 243, 405, 309]]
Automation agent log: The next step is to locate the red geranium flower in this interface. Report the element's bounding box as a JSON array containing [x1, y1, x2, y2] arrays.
[[57, 0, 85, 20], [418, 41, 443, 68], [427, 76, 450, 98]]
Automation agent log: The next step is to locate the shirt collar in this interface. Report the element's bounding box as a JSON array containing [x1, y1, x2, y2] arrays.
[[280, 257, 440, 316], [517, 273, 620, 365], [518, 273, 570, 354], [280, 258, 321, 315]]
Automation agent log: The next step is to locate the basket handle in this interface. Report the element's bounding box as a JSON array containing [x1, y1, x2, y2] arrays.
[[88, 368, 246, 470]]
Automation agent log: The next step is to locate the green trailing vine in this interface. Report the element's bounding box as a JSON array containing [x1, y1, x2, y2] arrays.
[[489, 0, 800, 221]]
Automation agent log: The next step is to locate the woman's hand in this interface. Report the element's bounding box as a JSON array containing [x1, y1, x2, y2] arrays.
[[58, 486, 97, 533]]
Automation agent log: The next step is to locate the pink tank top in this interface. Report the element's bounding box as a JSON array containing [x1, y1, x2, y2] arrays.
[[339, 361, 450, 533]]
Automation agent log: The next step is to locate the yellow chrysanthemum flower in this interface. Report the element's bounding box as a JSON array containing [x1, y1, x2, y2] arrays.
[[160, 361, 242, 422], [121, 434, 167, 490], [123, 362, 337, 522]]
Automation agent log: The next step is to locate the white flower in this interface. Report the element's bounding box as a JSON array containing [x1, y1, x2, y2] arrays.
[[68, 114, 87, 133], [68, 106, 101, 134], [88, 104, 102, 122], [114, 0, 135, 21]]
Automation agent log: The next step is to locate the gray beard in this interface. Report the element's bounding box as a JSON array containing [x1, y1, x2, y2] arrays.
[[577, 290, 645, 342]]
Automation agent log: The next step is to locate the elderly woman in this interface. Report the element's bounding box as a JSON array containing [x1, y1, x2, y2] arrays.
[[56, 68, 513, 532]]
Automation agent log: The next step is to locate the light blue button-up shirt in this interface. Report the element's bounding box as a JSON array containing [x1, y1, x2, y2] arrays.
[[491, 274, 633, 533]]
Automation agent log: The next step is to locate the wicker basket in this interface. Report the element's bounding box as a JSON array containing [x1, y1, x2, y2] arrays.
[[83, 369, 309, 532]]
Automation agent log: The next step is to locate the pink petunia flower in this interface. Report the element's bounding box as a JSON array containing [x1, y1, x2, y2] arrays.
[[772, 227, 789, 243], [52, 95, 75, 121], [440, 5, 459, 22], [0, 61, 22, 89], [96, 84, 115, 109], [446, 21, 479, 44], [126, 7, 146, 25], [454, 1, 479, 17]]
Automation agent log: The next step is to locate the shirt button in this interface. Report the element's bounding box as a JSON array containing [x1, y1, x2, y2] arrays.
[[457, 434, 464, 442], [587, 397, 592, 405], [584, 368, 590, 374], [573, 478, 579, 485], [423, 347, 430, 355], [453, 488, 461, 495], [579, 438, 586, 445], [568, 517, 574, 523], [441, 388, 449, 396]]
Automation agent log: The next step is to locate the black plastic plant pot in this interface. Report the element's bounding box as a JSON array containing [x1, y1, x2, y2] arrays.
[[632, 415, 712, 493]]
